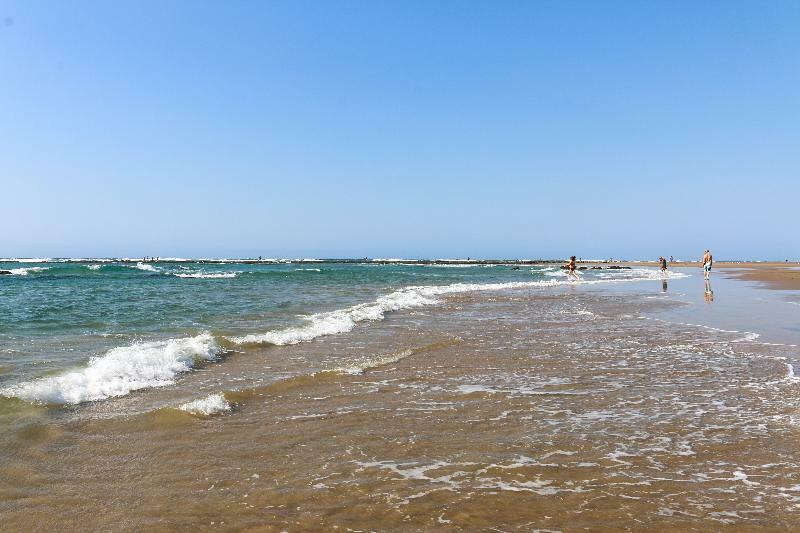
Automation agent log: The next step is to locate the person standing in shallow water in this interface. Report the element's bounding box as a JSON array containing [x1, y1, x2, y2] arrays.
[[566, 256, 577, 278], [660, 256, 667, 272], [702, 249, 713, 280]]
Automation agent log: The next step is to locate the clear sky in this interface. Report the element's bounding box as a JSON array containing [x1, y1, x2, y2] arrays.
[[1, 1, 798, 260]]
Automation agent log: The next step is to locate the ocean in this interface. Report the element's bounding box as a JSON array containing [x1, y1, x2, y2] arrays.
[[0, 259, 675, 406], [3, 259, 800, 530]]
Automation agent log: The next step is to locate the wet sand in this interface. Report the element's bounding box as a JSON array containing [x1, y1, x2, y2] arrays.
[[3, 279, 800, 531], [717, 265, 800, 291]]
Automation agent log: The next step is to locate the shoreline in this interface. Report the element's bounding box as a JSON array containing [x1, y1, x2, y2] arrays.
[[3, 270, 800, 530], [624, 262, 800, 291]]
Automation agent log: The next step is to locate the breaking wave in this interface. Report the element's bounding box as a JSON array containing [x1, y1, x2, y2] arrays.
[[5, 266, 50, 276], [179, 393, 231, 415], [133, 262, 159, 272], [231, 269, 686, 346], [0, 333, 221, 404]]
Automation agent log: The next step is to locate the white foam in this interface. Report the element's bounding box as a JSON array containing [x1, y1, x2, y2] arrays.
[[455, 383, 587, 396], [133, 262, 158, 272], [335, 349, 414, 375], [179, 393, 231, 415], [173, 271, 237, 279], [86, 264, 102, 271], [592, 268, 683, 280], [425, 264, 480, 268], [230, 288, 438, 345], [295, 268, 321, 272], [7, 266, 49, 276], [456, 384, 499, 394], [735, 332, 761, 342], [230, 270, 687, 346], [0, 332, 221, 404], [786, 363, 799, 382]]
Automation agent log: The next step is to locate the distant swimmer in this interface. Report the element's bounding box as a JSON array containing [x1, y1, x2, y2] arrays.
[[702, 249, 713, 280]]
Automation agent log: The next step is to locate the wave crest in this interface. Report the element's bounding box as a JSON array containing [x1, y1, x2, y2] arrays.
[[0, 333, 221, 404], [6, 266, 49, 276], [179, 393, 231, 415]]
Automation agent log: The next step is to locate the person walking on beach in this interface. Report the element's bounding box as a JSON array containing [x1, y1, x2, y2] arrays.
[[702, 249, 713, 279], [659, 256, 667, 272]]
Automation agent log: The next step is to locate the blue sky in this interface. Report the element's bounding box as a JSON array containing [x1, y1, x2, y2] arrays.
[[1, 1, 798, 259]]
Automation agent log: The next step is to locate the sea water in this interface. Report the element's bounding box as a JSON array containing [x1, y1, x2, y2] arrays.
[[0, 260, 680, 405]]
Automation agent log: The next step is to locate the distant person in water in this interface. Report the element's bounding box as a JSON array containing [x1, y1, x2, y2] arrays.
[[702, 249, 713, 279], [566, 256, 577, 277], [669, 255, 674, 263], [660, 256, 667, 272]]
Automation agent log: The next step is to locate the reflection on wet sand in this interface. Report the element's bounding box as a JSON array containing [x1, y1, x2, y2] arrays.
[[705, 278, 714, 303]]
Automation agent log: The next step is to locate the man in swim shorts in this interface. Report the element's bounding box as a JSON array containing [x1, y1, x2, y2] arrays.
[[702, 249, 713, 279]]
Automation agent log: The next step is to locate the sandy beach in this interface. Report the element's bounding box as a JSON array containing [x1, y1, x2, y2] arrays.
[[716, 264, 800, 290]]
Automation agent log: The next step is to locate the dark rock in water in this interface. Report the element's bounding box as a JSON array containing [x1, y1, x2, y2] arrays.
[[607, 265, 632, 270], [0, 270, 11, 275], [578, 266, 588, 270], [591, 266, 603, 270]]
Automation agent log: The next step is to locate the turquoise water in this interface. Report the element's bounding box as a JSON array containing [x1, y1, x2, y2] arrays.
[[0, 260, 676, 405]]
